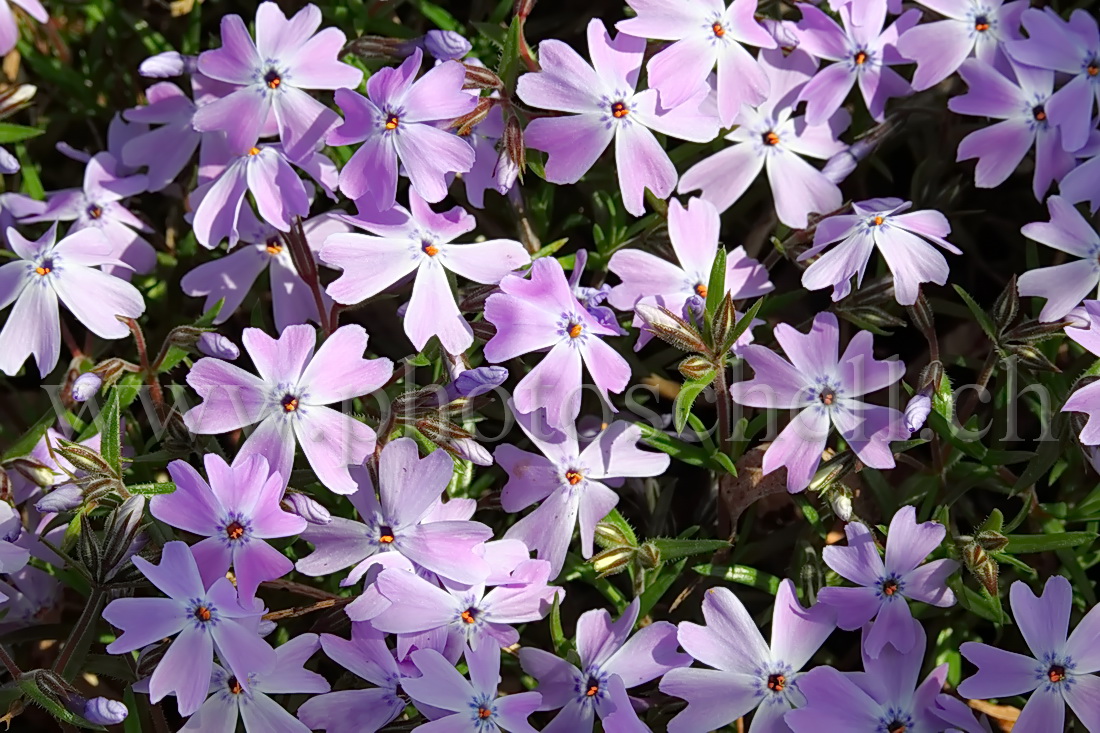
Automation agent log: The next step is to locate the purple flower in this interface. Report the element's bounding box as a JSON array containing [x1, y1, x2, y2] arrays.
[[1061, 136, 1100, 214], [181, 633, 329, 733], [102, 541, 277, 716], [1017, 196, 1100, 322], [799, 197, 960, 305], [183, 324, 393, 494], [616, 0, 777, 127], [294, 437, 493, 586], [516, 19, 718, 217], [422, 29, 472, 61], [77, 697, 128, 726], [932, 694, 993, 733], [496, 408, 669, 577], [484, 257, 631, 429], [404, 644, 543, 733], [297, 623, 424, 732], [182, 210, 345, 331], [1063, 301, 1100, 444], [460, 105, 517, 208], [321, 191, 530, 355], [608, 197, 773, 350], [369, 558, 562, 655], [958, 575, 1100, 733], [197, 332, 240, 360], [660, 581, 835, 732], [122, 80, 204, 192], [282, 491, 331, 525], [0, 566, 61, 632], [786, 622, 949, 733], [1005, 8, 1100, 152], [453, 366, 510, 399], [729, 312, 907, 492], [0, 0, 46, 56], [817, 506, 958, 657], [949, 59, 1075, 201], [0, 503, 29, 577], [0, 226, 145, 377], [905, 392, 932, 433], [192, 2, 361, 161], [897, 0, 1026, 91], [678, 46, 848, 227], [22, 152, 155, 276], [795, 0, 919, 125], [328, 47, 476, 208], [151, 454, 304, 602], [521, 596, 689, 732]]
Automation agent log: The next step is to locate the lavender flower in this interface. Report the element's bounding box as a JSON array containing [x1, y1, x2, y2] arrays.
[[321, 191, 529, 355], [0, 502, 29, 577], [294, 437, 493, 586], [102, 541, 276, 716], [460, 105, 517, 208], [282, 491, 331, 525], [0, 0, 46, 56], [616, 0, 777, 127], [799, 198, 960, 305], [795, 0, 919, 125], [905, 392, 932, 433], [1061, 137, 1100, 214], [484, 257, 631, 429], [678, 47, 848, 227], [516, 19, 718, 217], [660, 581, 835, 732], [422, 29, 472, 61], [608, 197, 773, 350], [0, 226, 145, 377], [496, 408, 669, 577], [197, 332, 239, 360], [122, 80, 205, 192], [729, 312, 907, 492], [786, 622, 949, 733], [519, 596, 686, 732], [958, 575, 1100, 733], [404, 644, 542, 733], [183, 324, 393, 494], [327, 47, 476, 208], [818, 506, 958, 657], [192, 2, 362, 161], [181, 633, 329, 732], [1017, 196, 1100, 322]]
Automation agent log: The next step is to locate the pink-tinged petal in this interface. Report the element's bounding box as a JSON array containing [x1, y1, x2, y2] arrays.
[[405, 649, 474, 712], [149, 624, 213, 715], [716, 42, 770, 127], [763, 408, 830, 493], [774, 311, 839, 377], [247, 148, 309, 232], [495, 691, 542, 733], [902, 558, 958, 607], [401, 61, 477, 122], [239, 691, 310, 733], [645, 37, 716, 111], [956, 119, 1033, 190], [1025, 196, 1100, 257], [786, 114, 849, 161], [10, 0, 47, 23], [210, 618, 278, 692], [604, 620, 690, 687], [678, 142, 764, 215], [615, 121, 676, 217], [294, 517, 373, 576], [0, 261, 27, 312], [190, 536, 233, 590], [483, 296, 559, 361], [405, 260, 471, 353], [232, 539, 293, 601], [293, 405, 375, 494], [192, 89, 268, 156], [617, 0, 709, 39], [680, 586, 771, 672], [731, 345, 809, 410], [372, 570, 457, 634], [580, 337, 631, 415], [770, 578, 837, 670], [514, 343, 584, 427], [184, 358, 271, 433], [794, 5, 849, 61], [898, 20, 974, 92], [785, 667, 883, 731], [577, 599, 638, 670], [321, 233, 419, 304], [103, 598, 186, 653], [524, 114, 614, 185], [577, 480, 619, 558], [861, 64, 912, 123], [504, 489, 580, 578], [1033, 127, 1076, 204], [180, 246, 269, 324], [832, 402, 905, 470], [496, 444, 558, 512], [285, 30, 361, 89], [397, 521, 493, 584], [395, 123, 475, 204], [1063, 672, 1100, 731], [154, 460, 222, 535], [661, 668, 762, 733], [802, 230, 874, 300], [958, 642, 1041, 698], [823, 520, 885, 585], [588, 18, 645, 92], [198, 14, 259, 85], [1067, 604, 1100, 674], [883, 505, 946, 576], [632, 88, 719, 143], [724, 0, 777, 49], [234, 416, 296, 487], [297, 689, 403, 733], [667, 197, 719, 278], [606, 250, 688, 311], [242, 324, 313, 385], [766, 150, 842, 229], [327, 87, 377, 146], [1005, 9, 1086, 75], [133, 541, 207, 600], [798, 63, 856, 127], [254, 2, 320, 61], [519, 647, 578, 710], [516, 40, 603, 114], [0, 281, 58, 377], [51, 263, 142, 339], [299, 324, 391, 404], [817, 585, 883, 630], [1013, 686, 1065, 733], [440, 238, 530, 284], [1012, 575, 1072, 659], [339, 134, 398, 208], [1018, 260, 1099, 323], [379, 438, 452, 526], [272, 87, 340, 163], [580, 421, 670, 481], [192, 162, 250, 249], [179, 690, 237, 733]]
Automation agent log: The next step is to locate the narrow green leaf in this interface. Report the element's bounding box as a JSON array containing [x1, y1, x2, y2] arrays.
[[548, 593, 567, 656], [1004, 532, 1097, 554], [637, 558, 687, 619], [530, 238, 568, 260], [1, 409, 58, 461], [651, 537, 730, 562], [704, 248, 726, 320], [100, 390, 122, 477], [125, 481, 177, 496], [157, 299, 225, 373], [692, 563, 782, 594], [0, 122, 44, 144], [953, 284, 998, 342], [497, 16, 524, 91], [673, 371, 716, 435]]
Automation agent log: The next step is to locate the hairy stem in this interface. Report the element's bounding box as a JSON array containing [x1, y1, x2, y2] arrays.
[[0, 645, 21, 678], [283, 218, 332, 337], [125, 318, 164, 411]]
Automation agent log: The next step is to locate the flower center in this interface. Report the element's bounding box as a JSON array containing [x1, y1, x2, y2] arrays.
[[568, 322, 583, 339], [763, 131, 780, 146], [478, 707, 493, 719], [854, 50, 868, 65], [264, 69, 281, 89], [87, 204, 103, 220], [973, 15, 989, 32], [611, 101, 629, 119], [422, 240, 439, 256], [282, 394, 300, 412], [767, 673, 786, 692], [872, 215, 884, 226], [819, 388, 836, 406], [565, 470, 583, 485], [1048, 665, 1066, 683], [378, 524, 395, 544], [1088, 59, 1099, 77], [712, 22, 725, 38], [585, 676, 600, 697], [461, 607, 478, 624], [694, 283, 708, 297], [194, 605, 212, 622], [225, 521, 245, 541], [35, 260, 52, 276], [248, 146, 261, 156], [386, 114, 400, 130], [882, 578, 899, 596], [888, 723, 906, 733], [228, 677, 243, 695], [1032, 105, 1047, 121]]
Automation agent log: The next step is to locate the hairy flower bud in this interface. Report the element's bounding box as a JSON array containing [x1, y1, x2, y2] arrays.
[[9, 457, 57, 488], [166, 325, 204, 350], [54, 440, 115, 477], [594, 520, 634, 550], [635, 303, 709, 354], [678, 355, 716, 381], [461, 63, 503, 90], [425, 30, 472, 61], [283, 492, 332, 525], [452, 97, 494, 137], [637, 541, 661, 569], [830, 493, 853, 522], [992, 275, 1019, 334], [138, 51, 195, 77], [71, 373, 102, 403], [344, 35, 407, 61], [34, 485, 82, 513], [501, 114, 525, 186], [975, 529, 1009, 553], [591, 546, 635, 577], [447, 437, 494, 466]]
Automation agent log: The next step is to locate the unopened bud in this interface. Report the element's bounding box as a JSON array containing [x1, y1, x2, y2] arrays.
[[454, 366, 509, 399], [452, 97, 494, 137], [808, 451, 854, 493], [830, 493, 853, 522], [678, 355, 715, 381], [447, 437, 493, 466], [637, 541, 661, 569], [80, 697, 128, 726], [32, 669, 73, 706], [35, 485, 83, 513], [502, 114, 525, 185], [591, 546, 635, 577], [71, 373, 102, 403], [1005, 343, 1059, 373], [634, 303, 708, 354], [462, 63, 503, 90], [91, 357, 134, 386], [139, 51, 194, 78], [54, 440, 114, 477], [822, 150, 858, 184], [9, 457, 57, 488], [166, 325, 204, 350], [594, 520, 634, 550], [993, 275, 1020, 333], [283, 492, 331, 525], [904, 393, 932, 433], [975, 529, 1009, 553], [258, 619, 277, 637], [681, 294, 705, 326], [344, 35, 407, 61], [425, 30, 472, 61], [197, 332, 240, 360]]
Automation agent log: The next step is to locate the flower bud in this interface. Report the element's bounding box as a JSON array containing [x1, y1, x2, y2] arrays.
[[904, 393, 932, 433], [138, 51, 194, 78], [71, 373, 102, 403], [54, 440, 114, 477], [34, 485, 82, 514], [81, 697, 128, 726], [681, 294, 706, 326], [136, 641, 169, 678], [447, 437, 493, 466], [634, 303, 708, 354], [808, 451, 854, 493], [9, 457, 57, 488], [283, 492, 332, 525], [678, 355, 716, 381], [454, 366, 509, 399], [637, 541, 661, 569], [452, 97, 494, 136], [425, 30, 472, 61], [500, 114, 524, 188], [591, 546, 635, 577], [166, 325, 204, 350], [197, 332, 240, 360], [258, 619, 277, 637], [594, 520, 634, 550], [822, 150, 858, 184], [461, 63, 503, 90], [830, 493, 853, 522], [975, 529, 1009, 553]]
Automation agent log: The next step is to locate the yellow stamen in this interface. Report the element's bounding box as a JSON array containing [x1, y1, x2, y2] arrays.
[[694, 283, 708, 297], [873, 215, 884, 226], [612, 102, 629, 118], [568, 323, 583, 339], [586, 685, 599, 697], [35, 266, 50, 276], [565, 470, 582, 485], [461, 609, 477, 624], [248, 147, 261, 156], [764, 131, 780, 146], [386, 115, 399, 129], [194, 606, 212, 622], [854, 50, 867, 65]]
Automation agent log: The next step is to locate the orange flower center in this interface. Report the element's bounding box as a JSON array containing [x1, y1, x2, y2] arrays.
[[226, 521, 245, 540], [87, 205, 103, 220], [266, 241, 283, 255], [422, 241, 439, 256], [565, 470, 583, 485], [568, 323, 583, 339], [1048, 665, 1066, 683], [611, 102, 629, 118], [378, 525, 395, 544], [767, 673, 786, 692], [854, 50, 867, 65], [974, 16, 990, 32], [194, 605, 212, 622], [873, 215, 884, 226], [586, 685, 599, 696], [882, 579, 899, 596], [248, 147, 261, 156], [712, 22, 725, 38], [461, 608, 478, 624], [386, 115, 399, 130], [1033, 106, 1047, 121], [228, 677, 243, 695], [478, 707, 493, 719], [282, 395, 299, 412], [35, 266, 50, 276], [764, 131, 780, 146], [694, 283, 708, 297], [264, 69, 282, 89]]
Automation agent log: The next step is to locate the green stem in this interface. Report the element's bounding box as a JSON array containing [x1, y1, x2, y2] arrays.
[[54, 588, 106, 681]]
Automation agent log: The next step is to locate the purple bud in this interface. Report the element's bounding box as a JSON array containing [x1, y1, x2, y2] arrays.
[[82, 697, 128, 726], [423, 30, 472, 61], [138, 51, 193, 78], [197, 332, 240, 360], [454, 366, 509, 398], [905, 393, 932, 433], [682, 294, 706, 324], [35, 485, 83, 514], [283, 492, 332, 525], [822, 150, 858, 184], [258, 619, 277, 637], [449, 437, 493, 466], [0, 147, 18, 175], [71, 373, 102, 403]]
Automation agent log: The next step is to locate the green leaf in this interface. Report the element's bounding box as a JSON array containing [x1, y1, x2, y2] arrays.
[[1004, 532, 1096, 554], [497, 16, 524, 92], [636, 423, 725, 471], [125, 481, 177, 496], [709, 450, 737, 476], [673, 371, 716, 435], [637, 557, 687, 618], [0, 122, 44, 144], [157, 299, 224, 374], [1, 409, 59, 461], [953, 284, 999, 342], [530, 238, 567, 260], [692, 563, 782, 594], [16, 143, 43, 199], [100, 390, 122, 477], [548, 593, 567, 656], [17, 674, 107, 730], [651, 537, 730, 563], [704, 248, 726, 320], [410, 0, 463, 31]]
